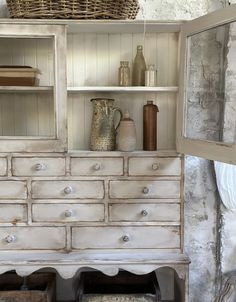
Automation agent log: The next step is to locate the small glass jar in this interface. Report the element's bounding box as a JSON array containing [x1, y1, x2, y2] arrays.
[[145, 64, 157, 87], [118, 61, 131, 86]]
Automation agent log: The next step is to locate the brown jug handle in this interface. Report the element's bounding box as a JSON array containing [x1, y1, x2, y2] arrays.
[[114, 108, 123, 130]]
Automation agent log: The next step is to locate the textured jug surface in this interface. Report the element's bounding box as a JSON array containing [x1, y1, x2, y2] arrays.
[[90, 98, 122, 151]]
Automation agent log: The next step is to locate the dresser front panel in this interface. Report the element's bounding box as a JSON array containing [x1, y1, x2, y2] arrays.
[[0, 204, 27, 223], [0, 157, 7, 176], [0, 227, 66, 250], [12, 157, 66, 176], [0, 181, 27, 199]]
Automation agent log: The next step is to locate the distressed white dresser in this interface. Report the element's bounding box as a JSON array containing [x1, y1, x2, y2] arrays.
[[1, 5, 236, 301]]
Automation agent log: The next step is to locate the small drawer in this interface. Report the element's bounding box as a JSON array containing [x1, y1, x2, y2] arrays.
[[0, 181, 27, 199], [71, 157, 124, 176], [0, 157, 7, 176], [129, 157, 181, 176], [109, 180, 180, 199], [12, 157, 66, 176], [32, 203, 105, 222], [32, 181, 104, 199], [0, 227, 66, 250], [109, 203, 180, 222], [72, 226, 180, 249], [0, 204, 27, 223]]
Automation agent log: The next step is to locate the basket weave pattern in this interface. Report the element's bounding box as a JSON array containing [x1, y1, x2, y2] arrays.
[[6, 0, 140, 19]]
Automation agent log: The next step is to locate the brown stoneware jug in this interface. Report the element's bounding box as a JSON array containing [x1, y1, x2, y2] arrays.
[[90, 98, 122, 151], [143, 100, 159, 151]]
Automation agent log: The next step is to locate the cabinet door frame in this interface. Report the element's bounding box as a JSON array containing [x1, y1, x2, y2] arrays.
[[0, 24, 67, 152], [177, 5, 236, 164]]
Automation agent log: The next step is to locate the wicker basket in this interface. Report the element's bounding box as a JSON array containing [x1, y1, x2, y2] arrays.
[[6, 0, 140, 19]]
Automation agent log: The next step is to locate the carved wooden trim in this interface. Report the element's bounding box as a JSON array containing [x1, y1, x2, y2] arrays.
[[216, 276, 236, 302]]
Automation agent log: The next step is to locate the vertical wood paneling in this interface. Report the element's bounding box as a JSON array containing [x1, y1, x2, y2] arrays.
[[109, 34, 121, 86], [97, 34, 109, 86], [157, 33, 169, 86], [85, 34, 97, 86]]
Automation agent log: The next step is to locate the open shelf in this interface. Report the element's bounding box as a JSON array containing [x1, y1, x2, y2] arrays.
[[67, 86, 179, 93]]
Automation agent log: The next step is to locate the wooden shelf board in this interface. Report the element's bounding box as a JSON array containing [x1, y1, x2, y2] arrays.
[[0, 86, 53, 93], [67, 86, 179, 93]]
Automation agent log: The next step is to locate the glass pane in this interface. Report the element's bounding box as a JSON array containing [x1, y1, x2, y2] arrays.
[[0, 37, 55, 137], [185, 22, 236, 145]]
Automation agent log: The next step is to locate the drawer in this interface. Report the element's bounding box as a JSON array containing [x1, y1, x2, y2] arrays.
[[0, 227, 66, 250], [109, 180, 180, 199], [0, 157, 7, 176], [129, 157, 181, 176], [109, 203, 180, 222], [12, 157, 66, 176], [32, 203, 105, 222], [32, 181, 104, 199], [0, 181, 27, 199], [71, 157, 124, 176], [72, 226, 180, 249], [0, 204, 27, 223]]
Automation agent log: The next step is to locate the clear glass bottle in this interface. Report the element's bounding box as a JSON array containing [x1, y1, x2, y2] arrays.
[[132, 45, 146, 86], [118, 61, 131, 86], [145, 64, 157, 87]]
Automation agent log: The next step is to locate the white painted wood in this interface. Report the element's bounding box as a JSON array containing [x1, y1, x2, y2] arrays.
[[109, 180, 180, 199], [0, 227, 66, 250], [72, 226, 180, 249], [71, 157, 124, 176], [12, 157, 66, 176], [109, 203, 180, 222], [0, 181, 27, 199], [32, 180, 104, 199], [0, 204, 27, 223], [0, 157, 7, 176], [128, 157, 181, 176], [67, 86, 179, 92], [177, 5, 236, 164], [32, 203, 105, 222]]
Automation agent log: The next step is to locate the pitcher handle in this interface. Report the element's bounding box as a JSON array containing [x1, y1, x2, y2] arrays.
[[114, 108, 123, 130]]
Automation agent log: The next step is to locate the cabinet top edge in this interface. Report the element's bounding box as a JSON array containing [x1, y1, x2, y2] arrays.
[[0, 19, 184, 33]]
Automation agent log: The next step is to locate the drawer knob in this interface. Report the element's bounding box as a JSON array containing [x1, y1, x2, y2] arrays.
[[143, 187, 149, 194], [141, 209, 148, 216], [152, 163, 159, 170], [35, 163, 46, 171], [93, 163, 101, 171], [64, 186, 73, 194], [5, 235, 16, 243], [64, 210, 73, 218], [122, 235, 130, 242]]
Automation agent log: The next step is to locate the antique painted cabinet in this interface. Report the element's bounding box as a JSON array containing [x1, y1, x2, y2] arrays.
[[0, 5, 236, 301]]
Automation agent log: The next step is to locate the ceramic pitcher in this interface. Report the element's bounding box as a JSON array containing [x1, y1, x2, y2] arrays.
[[90, 98, 122, 151]]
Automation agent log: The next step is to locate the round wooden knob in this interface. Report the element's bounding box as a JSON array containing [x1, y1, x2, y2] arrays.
[[64, 210, 73, 218], [152, 163, 159, 170], [35, 163, 46, 171], [93, 163, 101, 171], [64, 186, 73, 194], [143, 187, 149, 194], [141, 210, 148, 216], [5, 235, 16, 243], [122, 235, 130, 242]]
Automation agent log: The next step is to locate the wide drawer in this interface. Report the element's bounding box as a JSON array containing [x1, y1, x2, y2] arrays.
[[129, 157, 181, 176], [32, 203, 105, 222], [0, 227, 66, 250], [32, 181, 104, 199], [72, 226, 180, 249], [0, 157, 7, 176], [109, 203, 180, 222], [12, 157, 66, 176], [71, 157, 124, 176], [109, 180, 180, 199], [0, 181, 27, 199], [0, 204, 27, 223]]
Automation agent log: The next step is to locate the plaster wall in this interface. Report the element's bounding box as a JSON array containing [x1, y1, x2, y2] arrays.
[[0, 0, 233, 301]]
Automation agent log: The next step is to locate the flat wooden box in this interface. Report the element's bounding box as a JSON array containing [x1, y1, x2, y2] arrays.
[[0, 273, 56, 302]]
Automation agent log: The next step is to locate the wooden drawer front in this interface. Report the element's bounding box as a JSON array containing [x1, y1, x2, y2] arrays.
[[0, 181, 27, 199], [0, 227, 66, 250], [0, 158, 7, 176], [32, 203, 105, 222], [71, 157, 124, 176], [109, 181, 180, 199], [32, 181, 104, 199], [72, 226, 180, 249], [12, 157, 66, 176], [129, 157, 181, 176], [0, 204, 27, 223], [109, 203, 180, 222]]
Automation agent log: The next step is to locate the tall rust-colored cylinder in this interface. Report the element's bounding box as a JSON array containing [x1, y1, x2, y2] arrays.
[[143, 100, 159, 151]]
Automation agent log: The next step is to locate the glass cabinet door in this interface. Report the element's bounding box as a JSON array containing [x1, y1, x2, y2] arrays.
[[0, 24, 67, 152], [177, 5, 236, 164]]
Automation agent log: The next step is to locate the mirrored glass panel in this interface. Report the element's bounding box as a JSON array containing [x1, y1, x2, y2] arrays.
[[0, 37, 55, 138], [185, 22, 236, 145]]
